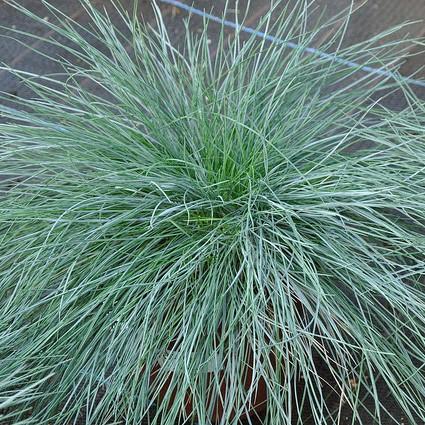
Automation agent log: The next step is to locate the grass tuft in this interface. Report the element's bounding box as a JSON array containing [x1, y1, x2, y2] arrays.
[[1, 1, 425, 424]]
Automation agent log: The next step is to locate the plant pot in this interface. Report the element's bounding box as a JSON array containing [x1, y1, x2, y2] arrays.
[[150, 347, 270, 423]]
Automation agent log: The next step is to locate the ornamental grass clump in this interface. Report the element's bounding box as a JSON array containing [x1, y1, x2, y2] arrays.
[[1, 1, 425, 424]]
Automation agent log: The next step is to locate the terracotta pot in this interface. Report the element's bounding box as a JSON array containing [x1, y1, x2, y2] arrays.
[[150, 301, 303, 422], [150, 347, 270, 423]]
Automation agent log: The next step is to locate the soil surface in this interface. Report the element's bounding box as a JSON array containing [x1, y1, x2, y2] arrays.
[[1, 1, 424, 424]]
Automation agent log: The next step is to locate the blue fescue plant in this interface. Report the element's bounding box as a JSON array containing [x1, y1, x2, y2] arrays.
[[1, 1, 425, 424]]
